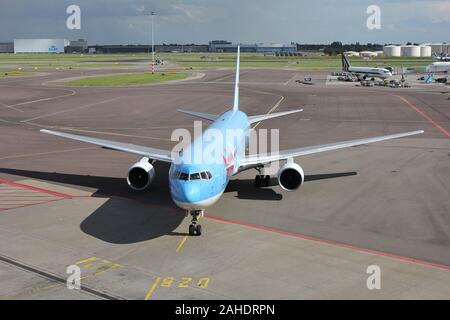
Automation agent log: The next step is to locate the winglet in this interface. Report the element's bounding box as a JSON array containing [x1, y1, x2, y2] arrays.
[[233, 46, 240, 112]]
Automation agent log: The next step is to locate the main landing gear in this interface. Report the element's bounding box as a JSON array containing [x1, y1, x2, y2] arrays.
[[188, 210, 203, 236], [254, 175, 271, 188]]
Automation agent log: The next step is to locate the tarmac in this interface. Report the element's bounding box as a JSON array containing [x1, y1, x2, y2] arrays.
[[0, 65, 449, 299]]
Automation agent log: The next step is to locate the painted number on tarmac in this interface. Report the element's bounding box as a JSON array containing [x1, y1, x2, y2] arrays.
[[161, 276, 210, 289], [145, 276, 210, 300]]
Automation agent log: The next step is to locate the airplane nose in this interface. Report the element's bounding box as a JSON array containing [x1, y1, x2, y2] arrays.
[[170, 180, 200, 202], [181, 184, 200, 203]]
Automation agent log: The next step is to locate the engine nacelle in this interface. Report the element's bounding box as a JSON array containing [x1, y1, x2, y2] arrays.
[[277, 162, 304, 192], [126, 157, 155, 191]]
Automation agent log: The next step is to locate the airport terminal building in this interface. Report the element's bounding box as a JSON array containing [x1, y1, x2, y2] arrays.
[[209, 40, 296, 53], [13, 39, 68, 53]]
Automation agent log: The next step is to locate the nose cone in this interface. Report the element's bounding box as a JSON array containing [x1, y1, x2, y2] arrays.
[[170, 181, 201, 203], [180, 184, 200, 203]]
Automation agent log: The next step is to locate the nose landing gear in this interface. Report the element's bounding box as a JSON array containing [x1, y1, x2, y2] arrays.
[[188, 210, 203, 236]]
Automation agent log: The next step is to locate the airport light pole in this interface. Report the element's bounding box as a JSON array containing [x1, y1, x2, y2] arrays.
[[150, 11, 155, 74]]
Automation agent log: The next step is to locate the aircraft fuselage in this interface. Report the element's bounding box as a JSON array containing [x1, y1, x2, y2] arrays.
[[169, 110, 249, 210]]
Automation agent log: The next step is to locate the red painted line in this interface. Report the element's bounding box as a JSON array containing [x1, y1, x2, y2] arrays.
[[0, 179, 82, 198], [0, 191, 56, 194], [0, 199, 63, 212], [395, 95, 450, 138], [206, 215, 450, 271], [0, 195, 56, 198], [0, 200, 53, 202]]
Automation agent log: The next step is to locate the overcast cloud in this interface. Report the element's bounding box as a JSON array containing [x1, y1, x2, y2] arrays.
[[0, 0, 449, 44]]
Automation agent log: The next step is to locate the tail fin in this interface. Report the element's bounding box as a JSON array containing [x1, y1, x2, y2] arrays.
[[233, 46, 240, 112], [342, 54, 350, 71]]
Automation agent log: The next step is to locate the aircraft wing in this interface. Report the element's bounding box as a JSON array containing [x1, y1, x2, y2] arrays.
[[40, 129, 174, 163], [239, 130, 424, 170], [177, 109, 219, 121]]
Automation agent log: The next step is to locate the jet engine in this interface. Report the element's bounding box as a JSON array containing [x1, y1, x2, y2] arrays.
[[126, 157, 155, 191], [277, 162, 304, 192]]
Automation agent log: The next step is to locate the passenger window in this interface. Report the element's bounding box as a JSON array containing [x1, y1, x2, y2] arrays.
[[206, 171, 212, 179], [190, 173, 201, 180], [200, 172, 208, 180], [179, 172, 189, 181]]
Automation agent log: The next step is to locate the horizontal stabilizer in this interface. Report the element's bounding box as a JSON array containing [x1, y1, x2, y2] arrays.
[[248, 109, 303, 124], [177, 109, 219, 121]]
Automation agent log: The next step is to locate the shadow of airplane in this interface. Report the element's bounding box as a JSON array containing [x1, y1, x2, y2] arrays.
[[226, 178, 283, 201], [0, 167, 356, 243], [225, 172, 357, 201], [0, 164, 186, 244]]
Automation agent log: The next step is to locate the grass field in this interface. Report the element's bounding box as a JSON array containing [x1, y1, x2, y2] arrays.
[[0, 52, 434, 70], [65, 72, 188, 87]]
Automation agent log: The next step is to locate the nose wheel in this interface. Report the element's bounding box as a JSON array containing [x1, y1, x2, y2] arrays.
[[188, 210, 203, 236]]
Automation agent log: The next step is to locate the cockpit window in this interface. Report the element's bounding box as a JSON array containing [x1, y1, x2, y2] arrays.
[[171, 171, 180, 179], [179, 172, 189, 181], [173, 170, 212, 181], [190, 173, 201, 180]]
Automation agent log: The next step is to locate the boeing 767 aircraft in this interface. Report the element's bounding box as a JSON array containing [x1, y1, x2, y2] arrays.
[[41, 47, 423, 236]]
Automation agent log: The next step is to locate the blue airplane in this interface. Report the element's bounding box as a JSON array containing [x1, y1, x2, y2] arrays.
[[41, 47, 423, 236]]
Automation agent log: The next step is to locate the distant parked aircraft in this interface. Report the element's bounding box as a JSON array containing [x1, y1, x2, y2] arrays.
[[342, 54, 392, 80], [426, 61, 450, 73]]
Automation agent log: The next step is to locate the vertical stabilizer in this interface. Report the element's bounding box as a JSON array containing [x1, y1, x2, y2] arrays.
[[233, 46, 240, 112], [342, 54, 351, 72]]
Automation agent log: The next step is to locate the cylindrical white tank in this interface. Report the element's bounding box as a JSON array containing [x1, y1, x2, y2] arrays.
[[401, 45, 421, 57], [383, 45, 401, 57], [420, 46, 432, 57]]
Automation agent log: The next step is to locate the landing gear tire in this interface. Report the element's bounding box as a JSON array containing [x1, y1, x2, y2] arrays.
[[195, 224, 202, 236], [189, 224, 196, 236], [264, 175, 270, 187], [188, 210, 203, 236], [254, 175, 261, 188], [255, 175, 270, 188]]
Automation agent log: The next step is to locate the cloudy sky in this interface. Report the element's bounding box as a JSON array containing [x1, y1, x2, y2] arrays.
[[0, 0, 449, 44]]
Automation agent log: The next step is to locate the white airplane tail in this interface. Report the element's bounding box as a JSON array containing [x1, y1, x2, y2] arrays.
[[342, 54, 350, 72], [233, 46, 240, 112]]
